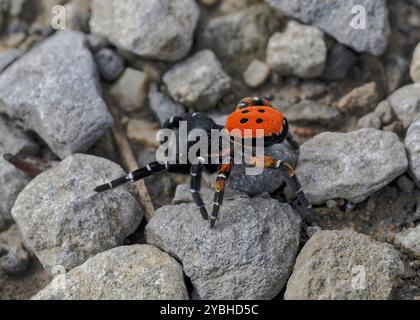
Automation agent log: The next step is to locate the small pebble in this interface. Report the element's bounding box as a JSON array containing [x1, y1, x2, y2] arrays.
[[396, 176, 415, 193], [94, 48, 125, 82], [110, 67, 147, 112], [127, 119, 161, 148], [243, 59, 271, 88], [410, 42, 420, 83], [337, 82, 380, 115], [357, 112, 382, 129]]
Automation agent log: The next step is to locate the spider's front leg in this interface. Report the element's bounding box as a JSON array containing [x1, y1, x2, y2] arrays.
[[190, 159, 210, 220], [95, 161, 167, 193], [249, 156, 318, 224], [210, 164, 232, 228]]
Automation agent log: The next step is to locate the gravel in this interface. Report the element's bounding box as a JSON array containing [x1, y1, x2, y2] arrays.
[[94, 48, 125, 82], [266, 21, 327, 79], [32, 245, 189, 300], [199, 4, 279, 76], [243, 59, 271, 89], [265, 0, 390, 56], [11, 154, 143, 273], [145, 198, 301, 300], [148, 83, 186, 126], [337, 82, 380, 115], [90, 0, 200, 62], [410, 42, 420, 82], [285, 230, 405, 300], [0, 30, 113, 159], [282, 100, 343, 128], [296, 129, 408, 204], [110, 67, 147, 112], [387, 83, 420, 128], [405, 121, 420, 188], [394, 226, 420, 259], [323, 43, 356, 81], [163, 50, 231, 111]]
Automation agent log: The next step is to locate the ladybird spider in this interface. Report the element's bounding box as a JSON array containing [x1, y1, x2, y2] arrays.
[[95, 96, 317, 228]]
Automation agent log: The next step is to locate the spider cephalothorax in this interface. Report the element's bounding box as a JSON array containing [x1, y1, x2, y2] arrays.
[[95, 96, 317, 228]]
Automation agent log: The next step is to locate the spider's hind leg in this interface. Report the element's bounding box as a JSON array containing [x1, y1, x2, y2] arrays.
[[190, 161, 209, 220], [95, 161, 167, 193]]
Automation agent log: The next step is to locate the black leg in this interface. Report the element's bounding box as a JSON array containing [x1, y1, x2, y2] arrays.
[[190, 161, 209, 220], [95, 161, 167, 193], [248, 156, 318, 224], [210, 164, 232, 228]]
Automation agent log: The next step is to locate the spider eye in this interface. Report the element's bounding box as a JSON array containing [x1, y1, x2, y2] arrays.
[[237, 103, 248, 109]]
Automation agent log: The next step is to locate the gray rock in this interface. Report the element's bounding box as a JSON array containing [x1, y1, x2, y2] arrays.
[[285, 230, 405, 300], [0, 160, 30, 232], [110, 67, 147, 112], [145, 198, 301, 300], [90, 0, 199, 62], [357, 112, 381, 129], [227, 142, 297, 196], [388, 83, 420, 128], [32, 245, 188, 300], [0, 48, 23, 73], [396, 175, 415, 193], [148, 83, 186, 126], [323, 43, 356, 81], [266, 21, 327, 79], [394, 226, 420, 259], [386, 55, 409, 93], [0, 244, 30, 275], [94, 48, 125, 82], [172, 184, 248, 205], [410, 42, 420, 83], [374, 100, 395, 126], [0, 116, 39, 156], [64, 0, 91, 32], [296, 129, 408, 204], [163, 50, 231, 111], [0, 30, 113, 159], [11, 154, 142, 272], [283, 100, 342, 128], [265, 0, 390, 56], [405, 121, 420, 188], [337, 82, 380, 115], [0, 116, 37, 232], [243, 59, 271, 89], [198, 4, 280, 75]]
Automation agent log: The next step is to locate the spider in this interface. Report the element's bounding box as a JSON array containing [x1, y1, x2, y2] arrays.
[[95, 96, 317, 228]]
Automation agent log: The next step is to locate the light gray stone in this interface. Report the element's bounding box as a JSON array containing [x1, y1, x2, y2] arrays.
[[11, 154, 143, 272], [0, 30, 113, 159], [410, 42, 420, 83], [145, 198, 301, 300], [296, 129, 408, 204], [405, 121, 420, 188], [267, 21, 327, 79], [388, 83, 420, 128], [374, 100, 395, 126], [0, 48, 23, 73], [394, 226, 420, 259], [265, 0, 390, 56], [148, 83, 185, 126], [0, 116, 39, 156], [285, 230, 405, 300], [32, 245, 189, 300], [337, 82, 380, 115], [110, 68, 147, 112], [163, 50, 231, 111], [357, 112, 382, 129], [199, 4, 280, 75], [243, 59, 271, 89], [90, 0, 199, 62]]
